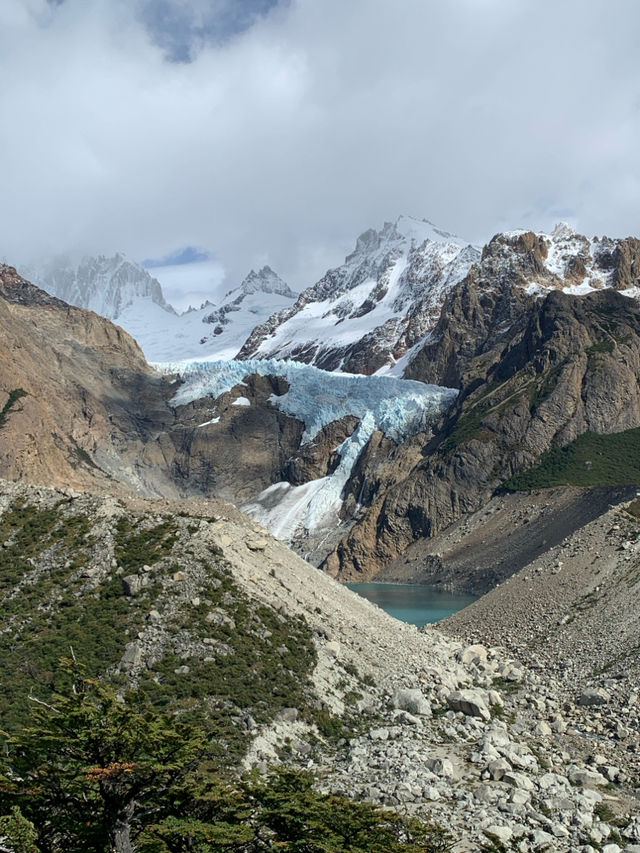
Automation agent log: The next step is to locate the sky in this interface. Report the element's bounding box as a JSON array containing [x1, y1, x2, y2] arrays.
[[2, 0, 640, 310]]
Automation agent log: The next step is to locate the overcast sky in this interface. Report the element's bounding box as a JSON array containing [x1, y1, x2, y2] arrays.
[[2, 0, 640, 308]]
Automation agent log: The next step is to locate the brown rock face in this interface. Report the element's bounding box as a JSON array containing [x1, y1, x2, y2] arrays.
[[160, 374, 306, 504], [284, 415, 360, 485], [610, 237, 640, 290], [0, 265, 163, 493], [0, 266, 353, 507], [323, 287, 640, 580]]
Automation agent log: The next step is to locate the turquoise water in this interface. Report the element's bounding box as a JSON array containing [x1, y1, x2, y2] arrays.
[[345, 582, 477, 627]]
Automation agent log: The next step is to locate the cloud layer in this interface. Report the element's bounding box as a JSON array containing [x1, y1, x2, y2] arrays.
[[2, 0, 640, 294]]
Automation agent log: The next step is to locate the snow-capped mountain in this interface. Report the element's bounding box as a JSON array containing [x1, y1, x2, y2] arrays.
[[237, 216, 482, 375], [485, 222, 640, 298], [21, 253, 174, 320], [238, 217, 640, 377], [225, 265, 295, 298], [119, 266, 297, 362], [197, 266, 296, 353], [21, 257, 297, 364]]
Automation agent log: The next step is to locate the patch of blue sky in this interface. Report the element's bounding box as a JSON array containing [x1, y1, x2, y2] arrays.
[[137, 0, 283, 63], [142, 246, 211, 268]]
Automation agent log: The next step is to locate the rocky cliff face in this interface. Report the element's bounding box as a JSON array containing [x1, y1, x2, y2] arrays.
[[0, 264, 165, 493], [324, 279, 640, 580]]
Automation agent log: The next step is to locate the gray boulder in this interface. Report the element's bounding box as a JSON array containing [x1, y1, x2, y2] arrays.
[[447, 688, 491, 721], [392, 688, 431, 716], [577, 687, 610, 706]]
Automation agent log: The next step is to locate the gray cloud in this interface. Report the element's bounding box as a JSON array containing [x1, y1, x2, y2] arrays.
[[2, 0, 640, 294]]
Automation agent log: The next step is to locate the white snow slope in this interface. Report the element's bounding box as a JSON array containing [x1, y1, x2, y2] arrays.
[[114, 265, 297, 362], [238, 215, 481, 375], [157, 358, 457, 542], [22, 259, 297, 363]]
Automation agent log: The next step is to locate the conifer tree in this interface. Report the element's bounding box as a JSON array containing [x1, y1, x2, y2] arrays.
[[0, 663, 206, 853]]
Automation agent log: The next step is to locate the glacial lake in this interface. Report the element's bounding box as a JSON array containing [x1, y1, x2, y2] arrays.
[[345, 582, 478, 627]]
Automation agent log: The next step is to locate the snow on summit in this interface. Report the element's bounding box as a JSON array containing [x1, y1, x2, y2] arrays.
[[237, 216, 481, 374], [21, 253, 173, 321]]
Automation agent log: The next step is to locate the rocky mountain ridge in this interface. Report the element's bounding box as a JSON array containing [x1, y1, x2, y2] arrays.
[[238, 215, 481, 374], [225, 264, 296, 298], [322, 231, 640, 580]]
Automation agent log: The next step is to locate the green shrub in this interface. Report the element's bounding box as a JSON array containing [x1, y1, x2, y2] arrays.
[[504, 427, 640, 491], [1, 671, 454, 853]]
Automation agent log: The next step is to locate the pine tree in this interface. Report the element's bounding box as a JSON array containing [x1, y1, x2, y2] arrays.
[[0, 663, 206, 853]]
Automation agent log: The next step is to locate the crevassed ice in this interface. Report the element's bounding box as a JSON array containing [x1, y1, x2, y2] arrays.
[[156, 358, 458, 443], [155, 358, 458, 541]]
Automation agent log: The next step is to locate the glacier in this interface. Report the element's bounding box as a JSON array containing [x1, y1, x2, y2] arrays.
[[158, 357, 458, 443], [157, 358, 457, 543]]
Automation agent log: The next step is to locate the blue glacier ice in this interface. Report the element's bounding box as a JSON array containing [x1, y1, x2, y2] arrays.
[[157, 358, 457, 443]]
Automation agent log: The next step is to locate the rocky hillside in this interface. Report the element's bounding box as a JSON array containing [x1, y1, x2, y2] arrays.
[[0, 266, 369, 511], [323, 234, 640, 580], [0, 264, 165, 494], [2, 477, 640, 851]]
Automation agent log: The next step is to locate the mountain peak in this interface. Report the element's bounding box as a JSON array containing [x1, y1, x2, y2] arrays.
[[550, 221, 578, 240], [394, 215, 467, 246], [349, 217, 470, 262], [229, 266, 296, 299], [20, 253, 175, 320]]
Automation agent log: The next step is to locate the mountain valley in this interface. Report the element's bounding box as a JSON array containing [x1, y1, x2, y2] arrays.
[[3, 215, 640, 851]]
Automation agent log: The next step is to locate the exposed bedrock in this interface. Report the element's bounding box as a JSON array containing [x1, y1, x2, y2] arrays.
[[324, 286, 640, 580]]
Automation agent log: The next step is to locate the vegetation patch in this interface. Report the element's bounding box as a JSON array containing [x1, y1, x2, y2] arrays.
[[0, 501, 319, 773], [623, 498, 640, 521], [0, 500, 91, 594], [0, 569, 144, 734], [139, 561, 317, 768], [528, 363, 563, 414], [503, 427, 640, 491], [114, 516, 179, 572], [442, 382, 502, 450], [0, 670, 453, 853], [587, 339, 615, 356], [0, 388, 27, 429], [0, 505, 162, 733]]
